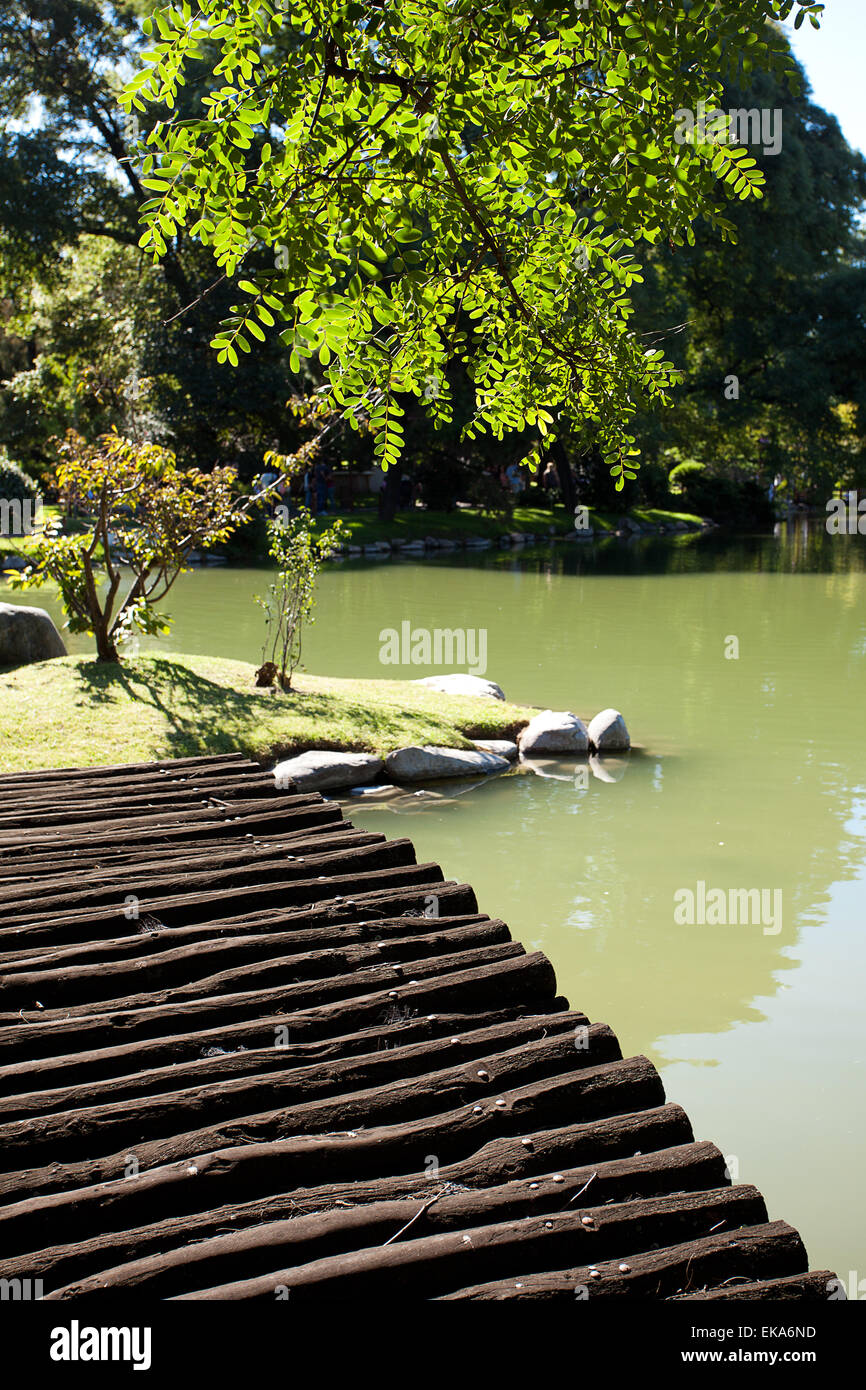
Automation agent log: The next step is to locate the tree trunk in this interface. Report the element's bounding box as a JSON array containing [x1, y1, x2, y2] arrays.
[[94, 620, 120, 663], [377, 466, 401, 522]]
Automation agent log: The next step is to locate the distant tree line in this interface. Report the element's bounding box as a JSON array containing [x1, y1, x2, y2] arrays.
[[1, 1, 864, 527]]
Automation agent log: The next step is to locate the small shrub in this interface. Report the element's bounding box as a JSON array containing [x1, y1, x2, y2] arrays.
[[668, 458, 707, 495], [0, 457, 39, 505]]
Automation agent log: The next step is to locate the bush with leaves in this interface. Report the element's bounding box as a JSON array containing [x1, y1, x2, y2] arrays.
[[0, 454, 40, 539], [668, 458, 707, 495], [7, 431, 242, 661], [0, 454, 38, 504], [255, 509, 345, 691]]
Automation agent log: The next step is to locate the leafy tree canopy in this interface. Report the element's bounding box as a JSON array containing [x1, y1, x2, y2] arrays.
[[127, 0, 825, 487], [631, 53, 866, 498]]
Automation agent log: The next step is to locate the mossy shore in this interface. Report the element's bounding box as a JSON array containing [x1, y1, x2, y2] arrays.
[[0, 654, 538, 774]]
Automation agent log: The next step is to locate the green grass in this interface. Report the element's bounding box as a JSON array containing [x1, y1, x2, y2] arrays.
[[314, 504, 574, 545], [309, 503, 704, 545], [1, 502, 705, 565], [0, 653, 539, 774]]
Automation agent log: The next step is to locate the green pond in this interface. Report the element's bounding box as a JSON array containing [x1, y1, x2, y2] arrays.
[[8, 522, 866, 1288]]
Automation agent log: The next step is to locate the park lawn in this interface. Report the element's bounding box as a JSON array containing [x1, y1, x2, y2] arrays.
[[0, 653, 539, 774], [312, 503, 575, 545], [308, 503, 704, 545], [2, 503, 706, 565]]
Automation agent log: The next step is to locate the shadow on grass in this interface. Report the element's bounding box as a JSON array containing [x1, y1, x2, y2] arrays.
[[72, 656, 481, 762]]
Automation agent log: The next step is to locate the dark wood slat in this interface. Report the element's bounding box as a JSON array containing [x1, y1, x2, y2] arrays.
[[436, 1222, 808, 1300], [0, 1014, 607, 1167], [172, 1188, 768, 1301], [671, 1271, 840, 1300], [0, 1001, 571, 1118], [0, 1139, 722, 1297], [0, 752, 253, 788], [47, 1146, 736, 1299], [0, 835, 419, 923], [0, 1104, 692, 1258], [0, 932, 530, 1088]]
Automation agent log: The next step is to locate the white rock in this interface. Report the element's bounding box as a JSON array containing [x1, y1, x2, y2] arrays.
[[273, 750, 383, 792], [0, 602, 66, 667], [587, 708, 631, 752], [518, 709, 589, 755], [472, 739, 518, 762], [384, 745, 510, 781], [411, 673, 505, 700]]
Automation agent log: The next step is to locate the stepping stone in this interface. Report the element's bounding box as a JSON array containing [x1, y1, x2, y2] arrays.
[[273, 751, 383, 792], [412, 673, 505, 700], [384, 745, 510, 782], [518, 709, 589, 755], [587, 708, 631, 752]]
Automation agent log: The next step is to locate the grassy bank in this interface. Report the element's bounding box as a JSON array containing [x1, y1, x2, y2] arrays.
[[308, 503, 705, 546], [0, 654, 539, 774], [1, 503, 706, 571]]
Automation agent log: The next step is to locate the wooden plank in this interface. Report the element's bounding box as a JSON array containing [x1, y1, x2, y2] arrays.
[[170, 1188, 768, 1300], [0, 1002, 575, 1118], [436, 1222, 808, 1300], [0, 924, 526, 1088], [671, 1271, 839, 1300], [0, 752, 253, 787], [0, 1104, 693, 1259], [0, 888, 481, 975], [0, 1140, 720, 1296], [0, 859, 446, 945], [0, 793, 333, 855], [45, 1145, 734, 1299], [0, 825, 376, 898], [0, 774, 277, 826], [0, 1040, 652, 1194], [0, 1015, 615, 1168], [0, 835, 420, 922]]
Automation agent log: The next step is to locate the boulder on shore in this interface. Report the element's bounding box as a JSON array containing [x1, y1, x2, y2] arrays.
[[518, 709, 589, 755], [412, 673, 505, 701], [384, 745, 510, 781], [0, 602, 66, 668], [272, 750, 383, 792], [587, 708, 631, 752]]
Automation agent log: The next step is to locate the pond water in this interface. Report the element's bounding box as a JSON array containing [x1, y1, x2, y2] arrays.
[[6, 520, 865, 1285]]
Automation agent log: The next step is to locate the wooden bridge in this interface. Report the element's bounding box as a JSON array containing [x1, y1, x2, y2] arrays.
[[0, 753, 836, 1300]]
